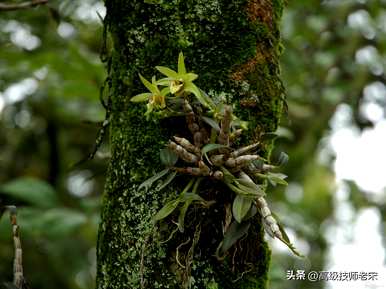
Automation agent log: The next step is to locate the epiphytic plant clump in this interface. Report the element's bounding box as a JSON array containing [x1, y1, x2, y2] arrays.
[[131, 53, 302, 260]]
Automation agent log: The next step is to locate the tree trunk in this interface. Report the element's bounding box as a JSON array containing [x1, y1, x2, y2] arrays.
[[96, 1, 285, 288]]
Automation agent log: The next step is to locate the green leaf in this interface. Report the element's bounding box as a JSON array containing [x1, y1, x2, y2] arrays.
[[271, 213, 304, 257], [184, 83, 207, 107], [276, 152, 289, 166], [202, 143, 229, 164], [156, 171, 177, 191], [225, 178, 265, 198], [202, 116, 220, 131], [139, 169, 170, 191], [201, 143, 229, 155], [220, 166, 237, 184], [232, 194, 253, 223], [153, 199, 180, 221], [139, 74, 157, 94], [38, 208, 87, 237], [199, 89, 216, 111], [266, 172, 288, 186], [130, 93, 151, 102], [237, 179, 265, 196], [252, 159, 265, 170], [156, 66, 179, 78], [0, 177, 57, 208], [220, 221, 250, 254], [178, 200, 192, 232], [160, 148, 178, 166], [178, 52, 186, 74], [243, 204, 258, 220], [13, 207, 87, 238], [180, 192, 205, 202]]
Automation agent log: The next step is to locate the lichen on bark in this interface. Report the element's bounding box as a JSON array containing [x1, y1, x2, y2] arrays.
[[96, 1, 285, 288]]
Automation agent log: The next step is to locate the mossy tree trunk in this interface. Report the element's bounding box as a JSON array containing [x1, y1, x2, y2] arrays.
[[96, 1, 285, 288]]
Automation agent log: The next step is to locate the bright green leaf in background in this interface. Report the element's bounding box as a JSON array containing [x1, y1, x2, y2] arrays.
[[0, 177, 58, 208]]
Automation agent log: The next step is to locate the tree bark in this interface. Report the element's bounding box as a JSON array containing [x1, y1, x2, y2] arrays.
[[96, 1, 285, 288]]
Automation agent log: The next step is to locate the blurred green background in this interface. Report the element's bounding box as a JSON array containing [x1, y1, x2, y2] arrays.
[[0, 0, 385, 289]]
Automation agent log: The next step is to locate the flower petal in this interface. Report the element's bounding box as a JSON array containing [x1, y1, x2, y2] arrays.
[[130, 93, 152, 102], [156, 66, 179, 78]]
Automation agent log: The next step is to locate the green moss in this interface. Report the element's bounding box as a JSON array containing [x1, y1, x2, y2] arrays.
[[97, 0, 285, 288]]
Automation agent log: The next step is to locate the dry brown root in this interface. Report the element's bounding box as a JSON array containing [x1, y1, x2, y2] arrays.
[[198, 161, 211, 176], [172, 161, 210, 177], [173, 167, 205, 176], [230, 143, 259, 158], [184, 100, 199, 134], [256, 197, 282, 240], [210, 154, 226, 166], [168, 141, 199, 163], [246, 163, 276, 175], [8, 206, 24, 289], [183, 100, 206, 148], [237, 171, 283, 240], [212, 170, 224, 180], [225, 155, 259, 168], [193, 131, 204, 148], [217, 105, 232, 146], [173, 136, 200, 155]]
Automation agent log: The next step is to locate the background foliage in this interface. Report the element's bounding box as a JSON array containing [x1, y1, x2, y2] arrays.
[[0, 0, 384, 289]]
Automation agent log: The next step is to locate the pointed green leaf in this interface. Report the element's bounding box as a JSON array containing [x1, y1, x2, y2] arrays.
[[202, 116, 220, 131], [139, 169, 170, 191], [201, 143, 229, 155], [235, 180, 265, 197], [252, 159, 265, 170], [243, 204, 258, 220], [272, 213, 304, 257], [202, 143, 229, 164], [277, 152, 289, 166], [232, 194, 253, 223], [199, 89, 216, 110], [156, 171, 177, 191], [178, 52, 186, 74], [184, 83, 207, 107], [154, 199, 180, 221], [156, 66, 179, 78], [178, 200, 192, 232], [227, 184, 260, 198], [220, 166, 237, 184], [160, 148, 178, 166], [267, 172, 288, 186], [220, 221, 250, 254], [180, 192, 205, 202], [130, 93, 151, 102]]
